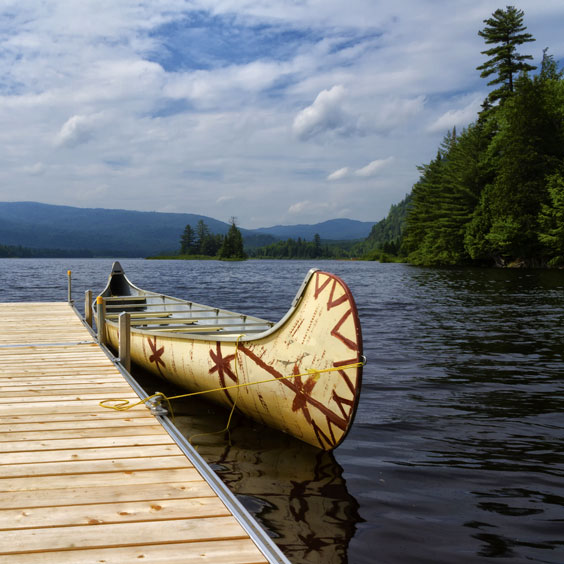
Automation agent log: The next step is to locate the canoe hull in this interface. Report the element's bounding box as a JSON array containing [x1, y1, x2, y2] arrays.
[[104, 270, 362, 450]]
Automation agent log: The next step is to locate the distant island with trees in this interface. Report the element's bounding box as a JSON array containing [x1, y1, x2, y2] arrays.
[[161, 219, 355, 260], [161, 217, 247, 260]]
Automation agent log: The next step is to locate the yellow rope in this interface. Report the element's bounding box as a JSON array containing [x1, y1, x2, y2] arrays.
[[99, 334, 364, 443], [185, 334, 244, 446], [99, 360, 363, 414]]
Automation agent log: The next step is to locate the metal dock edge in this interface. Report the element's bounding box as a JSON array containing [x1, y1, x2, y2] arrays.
[[72, 303, 291, 564]]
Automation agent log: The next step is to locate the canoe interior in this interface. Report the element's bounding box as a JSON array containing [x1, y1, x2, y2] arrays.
[[100, 266, 275, 338]]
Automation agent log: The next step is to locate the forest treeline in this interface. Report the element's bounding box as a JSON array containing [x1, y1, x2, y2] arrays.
[[247, 233, 357, 259], [369, 6, 564, 268], [0, 243, 94, 258], [178, 218, 246, 259]]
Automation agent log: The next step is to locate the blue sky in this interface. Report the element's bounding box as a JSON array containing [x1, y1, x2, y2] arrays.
[[1, 1, 563, 229]]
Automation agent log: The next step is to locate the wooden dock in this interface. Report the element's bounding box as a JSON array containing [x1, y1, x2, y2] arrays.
[[0, 302, 288, 563]]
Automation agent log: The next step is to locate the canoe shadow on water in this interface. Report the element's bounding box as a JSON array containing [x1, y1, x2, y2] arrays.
[[131, 365, 364, 564]]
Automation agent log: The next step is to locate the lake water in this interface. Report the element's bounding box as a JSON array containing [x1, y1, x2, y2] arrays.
[[1, 258, 563, 564]]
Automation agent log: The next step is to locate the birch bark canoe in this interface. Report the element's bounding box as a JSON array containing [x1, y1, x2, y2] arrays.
[[95, 262, 363, 450]]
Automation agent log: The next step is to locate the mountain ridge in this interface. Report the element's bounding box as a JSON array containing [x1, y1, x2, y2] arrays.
[[0, 202, 376, 256]]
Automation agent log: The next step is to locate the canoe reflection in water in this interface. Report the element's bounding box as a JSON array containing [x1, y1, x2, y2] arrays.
[[177, 411, 363, 564], [132, 366, 362, 564]]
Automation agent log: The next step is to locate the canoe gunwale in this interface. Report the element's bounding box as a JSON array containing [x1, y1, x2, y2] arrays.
[[96, 266, 319, 343]]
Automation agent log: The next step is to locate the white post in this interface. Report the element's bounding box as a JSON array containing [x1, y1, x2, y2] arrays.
[[119, 312, 131, 372]]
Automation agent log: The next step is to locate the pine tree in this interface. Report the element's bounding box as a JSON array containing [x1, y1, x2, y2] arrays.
[[402, 151, 445, 263], [538, 173, 564, 266], [477, 6, 536, 105], [313, 233, 322, 258], [195, 220, 210, 255], [219, 218, 246, 259], [179, 224, 196, 255], [466, 67, 564, 264]]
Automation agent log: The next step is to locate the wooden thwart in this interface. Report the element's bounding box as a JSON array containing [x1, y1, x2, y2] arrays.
[[0, 302, 274, 563]]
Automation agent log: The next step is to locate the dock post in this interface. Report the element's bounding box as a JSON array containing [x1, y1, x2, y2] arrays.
[[84, 290, 93, 327], [96, 296, 106, 345], [67, 270, 72, 303], [119, 312, 131, 372]]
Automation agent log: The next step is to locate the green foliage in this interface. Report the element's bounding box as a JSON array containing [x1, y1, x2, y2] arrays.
[[477, 5, 536, 104], [399, 7, 564, 268], [403, 124, 489, 265], [249, 234, 350, 259], [360, 194, 411, 259], [180, 224, 196, 254], [538, 173, 564, 265], [0, 243, 94, 258], [219, 218, 246, 260], [467, 65, 564, 263], [176, 218, 247, 260], [178, 220, 223, 257]]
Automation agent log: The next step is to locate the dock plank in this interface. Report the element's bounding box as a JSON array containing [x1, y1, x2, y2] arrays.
[[0, 481, 216, 510], [0, 416, 158, 433], [0, 455, 191, 478], [0, 444, 182, 465], [1, 538, 267, 564], [0, 497, 227, 530], [0, 302, 272, 563], [0, 516, 249, 553]]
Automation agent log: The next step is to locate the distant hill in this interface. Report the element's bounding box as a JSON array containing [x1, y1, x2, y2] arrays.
[[360, 194, 412, 257], [0, 202, 232, 256], [0, 202, 376, 257], [254, 218, 375, 241]]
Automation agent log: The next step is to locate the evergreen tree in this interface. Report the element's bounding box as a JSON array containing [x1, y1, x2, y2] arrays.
[[390, 7, 564, 268], [219, 218, 246, 259], [313, 233, 322, 258], [179, 224, 196, 255], [466, 68, 564, 264], [538, 173, 564, 266], [402, 148, 447, 263], [477, 6, 536, 105], [201, 233, 222, 256], [360, 194, 411, 258], [195, 220, 210, 254]]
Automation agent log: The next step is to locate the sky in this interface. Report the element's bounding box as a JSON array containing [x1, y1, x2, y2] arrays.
[[1, 1, 563, 229]]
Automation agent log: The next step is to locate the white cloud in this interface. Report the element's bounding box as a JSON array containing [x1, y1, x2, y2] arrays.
[[355, 157, 394, 178], [427, 95, 483, 133], [372, 97, 426, 133], [216, 195, 235, 204], [328, 158, 394, 180], [288, 200, 310, 214], [21, 162, 46, 176], [165, 60, 290, 109], [288, 200, 331, 215], [327, 167, 350, 181], [292, 85, 361, 141], [0, 1, 563, 227], [55, 114, 103, 148]]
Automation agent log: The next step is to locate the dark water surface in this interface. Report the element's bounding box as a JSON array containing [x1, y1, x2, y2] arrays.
[[1, 259, 563, 564]]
